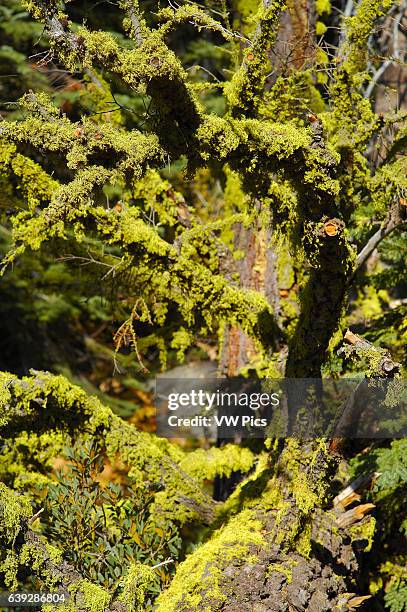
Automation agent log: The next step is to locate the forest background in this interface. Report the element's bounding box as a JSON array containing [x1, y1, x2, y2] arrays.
[[0, 0, 406, 611]]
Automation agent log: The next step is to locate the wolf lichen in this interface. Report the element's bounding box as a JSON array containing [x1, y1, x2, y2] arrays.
[[118, 562, 156, 612], [0, 483, 31, 546], [155, 509, 265, 611], [225, 0, 286, 117], [0, 372, 256, 526], [72, 581, 111, 612]]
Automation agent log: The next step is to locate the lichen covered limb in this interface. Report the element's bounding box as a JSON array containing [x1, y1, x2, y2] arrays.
[[328, 0, 396, 147], [197, 113, 351, 378], [285, 221, 354, 378], [4, 185, 278, 351], [104, 209, 279, 348], [0, 371, 254, 525], [323, 1, 399, 219], [197, 115, 339, 205], [225, 0, 286, 117], [156, 440, 368, 611], [156, 4, 236, 41], [285, 266, 350, 378], [21, 0, 203, 157], [3, 104, 350, 375], [339, 0, 395, 76], [1, 95, 280, 349], [0, 142, 59, 213], [280, 122, 353, 377], [1, 103, 163, 176]]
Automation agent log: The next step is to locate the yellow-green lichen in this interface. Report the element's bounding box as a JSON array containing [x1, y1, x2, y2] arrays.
[[155, 509, 265, 611], [349, 517, 376, 552], [118, 562, 156, 611], [0, 483, 32, 546]]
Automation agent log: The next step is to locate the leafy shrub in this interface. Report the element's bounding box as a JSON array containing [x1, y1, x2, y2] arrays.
[[41, 441, 181, 606]]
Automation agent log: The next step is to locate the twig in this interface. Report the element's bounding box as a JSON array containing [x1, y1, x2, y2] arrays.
[[335, 503, 375, 528], [151, 557, 173, 570], [85, 68, 104, 90], [121, 0, 145, 46], [29, 507, 44, 524], [344, 0, 354, 18], [338, 0, 354, 46], [364, 59, 391, 98]]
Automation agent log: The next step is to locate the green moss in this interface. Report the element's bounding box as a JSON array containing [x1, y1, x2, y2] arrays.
[[180, 445, 255, 482], [316, 0, 331, 15], [77, 580, 111, 612], [20, 541, 62, 568], [328, 0, 395, 140], [0, 143, 58, 212], [316, 21, 328, 35], [55, 580, 112, 612], [1, 552, 20, 591], [344, 0, 394, 74], [262, 72, 325, 122], [0, 429, 65, 490], [294, 521, 312, 558], [216, 452, 272, 520], [0, 484, 62, 591], [232, 0, 260, 36], [283, 439, 331, 513], [21, 1, 59, 22], [225, 0, 286, 116]]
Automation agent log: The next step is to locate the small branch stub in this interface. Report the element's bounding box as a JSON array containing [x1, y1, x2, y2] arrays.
[[29, 508, 44, 524], [344, 330, 370, 349], [324, 218, 342, 237], [342, 329, 401, 376], [346, 595, 372, 609], [333, 472, 379, 510], [335, 503, 375, 529]]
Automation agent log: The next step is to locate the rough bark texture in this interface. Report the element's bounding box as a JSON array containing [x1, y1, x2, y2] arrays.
[[155, 439, 375, 611]]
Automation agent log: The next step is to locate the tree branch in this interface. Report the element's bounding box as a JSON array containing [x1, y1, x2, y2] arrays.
[[226, 0, 285, 117], [341, 329, 401, 375], [120, 0, 145, 46], [354, 200, 405, 272], [37, 7, 104, 89]]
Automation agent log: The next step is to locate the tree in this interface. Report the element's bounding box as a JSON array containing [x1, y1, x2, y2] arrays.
[[0, 0, 406, 611]]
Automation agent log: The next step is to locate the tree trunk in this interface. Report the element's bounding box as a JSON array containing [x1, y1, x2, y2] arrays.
[[155, 3, 365, 608], [156, 438, 371, 611]]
